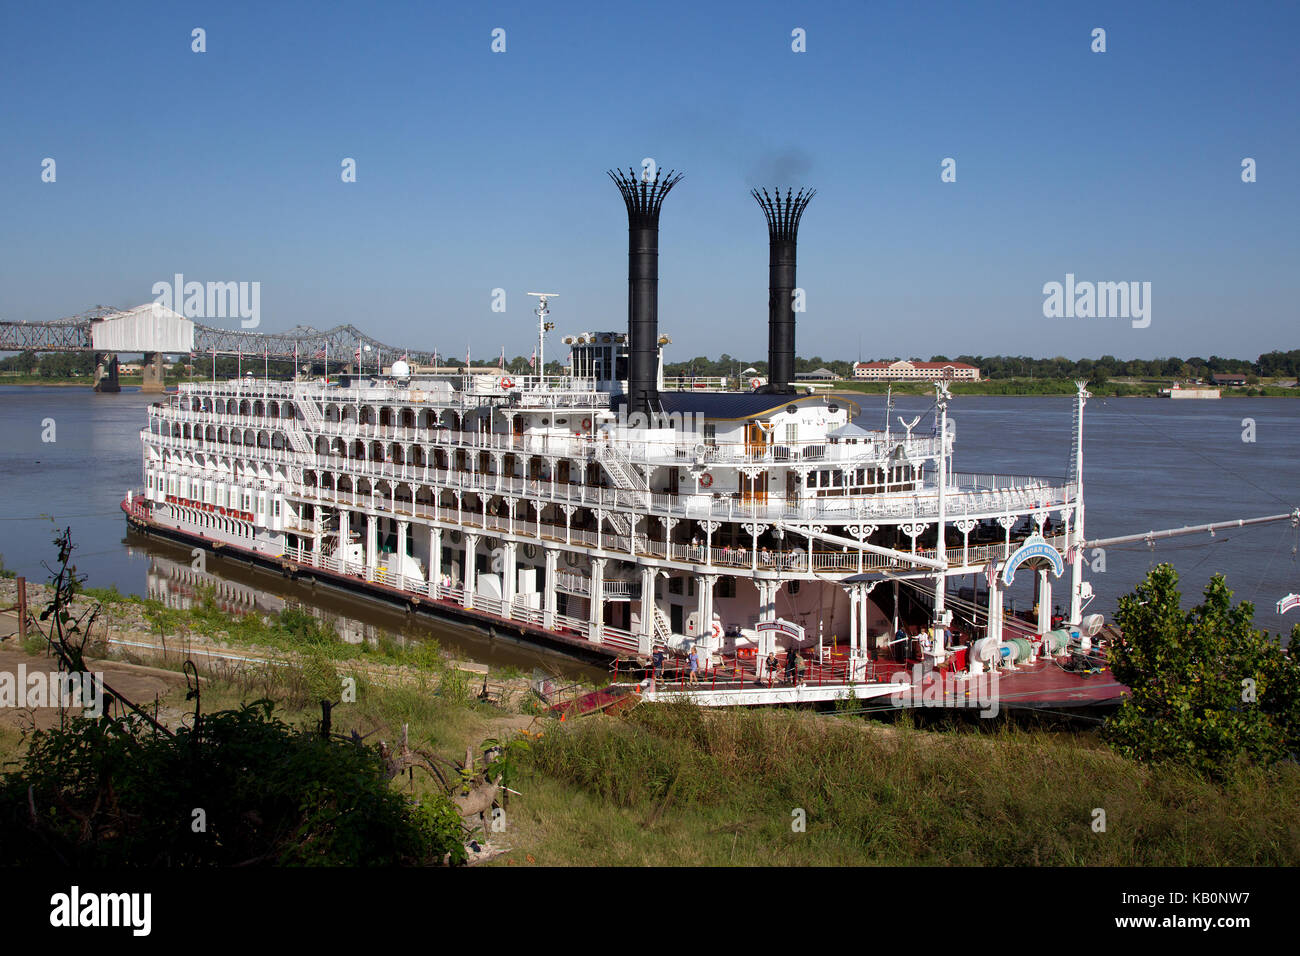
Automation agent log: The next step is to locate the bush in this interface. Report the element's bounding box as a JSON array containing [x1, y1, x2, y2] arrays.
[[1104, 564, 1300, 776], [0, 700, 466, 865]]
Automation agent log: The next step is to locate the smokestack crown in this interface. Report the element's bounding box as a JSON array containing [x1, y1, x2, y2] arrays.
[[751, 187, 816, 241], [609, 167, 683, 225]]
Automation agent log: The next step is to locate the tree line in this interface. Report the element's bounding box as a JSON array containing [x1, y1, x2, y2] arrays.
[[4, 348, 1298, 382], [663, 350, 1300, 382]]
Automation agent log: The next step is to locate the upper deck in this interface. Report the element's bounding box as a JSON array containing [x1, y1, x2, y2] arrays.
[[146, 376, 1077, 534]]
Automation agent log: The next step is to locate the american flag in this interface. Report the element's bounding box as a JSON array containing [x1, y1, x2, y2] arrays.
[[498, 346, 505, 370], [313, 348, 326, 359], [528, 349, 536, 369]]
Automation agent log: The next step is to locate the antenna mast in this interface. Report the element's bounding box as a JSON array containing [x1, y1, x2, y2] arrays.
[[527, 293, 558, 378]]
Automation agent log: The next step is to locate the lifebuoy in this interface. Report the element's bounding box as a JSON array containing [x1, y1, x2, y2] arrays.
[[700, 473, 713, 488], [710, 621, 724, 640], [581, 418, 592, 431], [499, 376, 515, 390]]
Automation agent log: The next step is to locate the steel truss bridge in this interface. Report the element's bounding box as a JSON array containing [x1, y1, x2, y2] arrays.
[[0, 305, 438, 364]]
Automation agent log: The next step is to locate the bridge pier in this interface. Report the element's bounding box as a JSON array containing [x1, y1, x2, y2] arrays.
[[140, 351, 166, 393], [93, 352, 120, 392]]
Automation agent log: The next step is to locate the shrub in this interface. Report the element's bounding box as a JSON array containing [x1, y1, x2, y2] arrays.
[[1104, 564, 1300, 776], [0, 700, 466, 866]]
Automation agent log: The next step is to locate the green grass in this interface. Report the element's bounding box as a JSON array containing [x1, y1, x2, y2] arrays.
[[136, 591, 447, 672], [510, 703, 1300, 866], [20, 584, 1300, 866]]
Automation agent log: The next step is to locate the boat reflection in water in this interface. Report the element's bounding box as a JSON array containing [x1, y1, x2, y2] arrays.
[[131, 537, 603, 679], [146, 551, 381, 647]]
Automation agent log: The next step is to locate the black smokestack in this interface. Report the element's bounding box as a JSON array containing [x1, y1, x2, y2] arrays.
[[608, 165, 683, 418], [752, 187, 815, 394]]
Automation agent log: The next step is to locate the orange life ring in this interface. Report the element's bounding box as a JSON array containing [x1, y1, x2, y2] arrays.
[[700, 473, 713, 488], [499, 376, 515, 390], [581, 417, 592, 430]]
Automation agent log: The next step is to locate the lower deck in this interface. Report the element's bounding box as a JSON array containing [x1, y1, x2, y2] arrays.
[[122, 495, 1125, 712]]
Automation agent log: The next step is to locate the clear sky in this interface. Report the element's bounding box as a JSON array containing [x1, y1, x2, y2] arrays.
[[1, 0, 1296, 362]]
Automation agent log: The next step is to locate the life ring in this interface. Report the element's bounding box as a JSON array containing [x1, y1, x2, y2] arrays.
[[710, 621, 724, 640], [499, 376, 515, 390], [700, 473, 713, 488], [581, 418, 592, 431]]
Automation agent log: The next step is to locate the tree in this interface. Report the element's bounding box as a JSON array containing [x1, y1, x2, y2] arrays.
[[1104, 564, 1300, 777]]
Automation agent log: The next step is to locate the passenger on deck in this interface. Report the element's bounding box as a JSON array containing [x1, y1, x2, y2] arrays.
[[784, 648, 797, 685], [765, 651, 779, 683], [652, 647, 665, 682], [688, 648, 700, 683]]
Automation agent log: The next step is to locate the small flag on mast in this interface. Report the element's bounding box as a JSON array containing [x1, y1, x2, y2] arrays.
[[529, 349, 536, 369]]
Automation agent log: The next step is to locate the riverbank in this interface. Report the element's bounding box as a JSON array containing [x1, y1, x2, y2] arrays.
[[828, 378, 1299, 398], [5, 375, 1299, 398], [3, 577, 1297, 866]]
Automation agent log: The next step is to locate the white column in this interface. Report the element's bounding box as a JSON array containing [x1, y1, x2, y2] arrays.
[[1037, 568, 1052, 635], [848, 588, 860, 658], [755, 580, 776, 680], [588, 556, 606, 643], [396, 519, 408, 588], [502, 542, 518, 618], [463, 532, 479, 607], [988, 575, 1003, 643], [859, 584, 872, 679], [543, 548, 558, 629], [759, 580, 778, 623], [429, 527, 443, 598], [638, 566, 657, 655], [695, 573, 715, 662], [366, 514, 378, 576], [891, 578, 900, 636], [1069, 503, 1085, 625], [934, 393, 948, 630]]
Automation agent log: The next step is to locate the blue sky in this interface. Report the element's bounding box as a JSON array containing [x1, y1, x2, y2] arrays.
[[1, 0, 1296, 362]]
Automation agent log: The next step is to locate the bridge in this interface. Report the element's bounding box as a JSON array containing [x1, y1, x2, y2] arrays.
[[0, 304, 438, 392]]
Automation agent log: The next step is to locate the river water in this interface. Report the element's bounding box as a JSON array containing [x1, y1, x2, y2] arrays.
[[1, 386, 1296, 649]]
